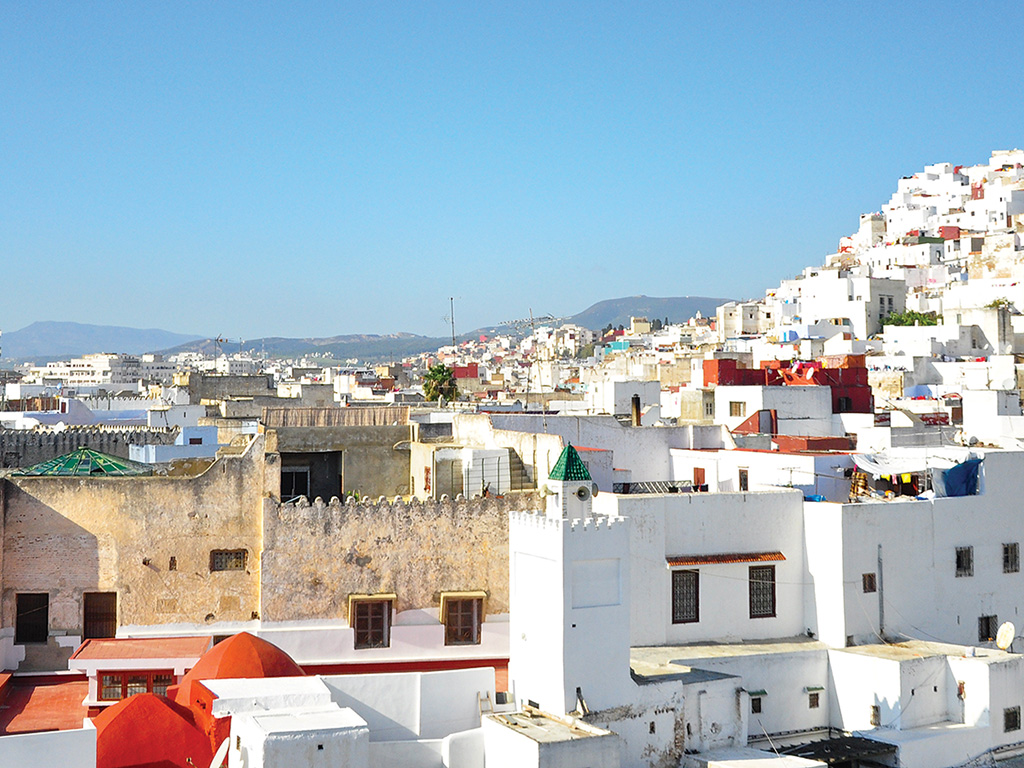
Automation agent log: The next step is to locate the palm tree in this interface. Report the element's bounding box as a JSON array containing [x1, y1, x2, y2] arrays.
[[423, 363, 458, 402]]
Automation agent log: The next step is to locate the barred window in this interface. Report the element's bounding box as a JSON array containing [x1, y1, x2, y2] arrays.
[[955, 546, 973, 577], [979, 615, 998, 643], [210, 550, 247, 572], [352, 599, 391, 649], [1006, 707, 1021, 732], [671, 570, 699, 624], [749, 565, 776, 619], [1004, 543, 1020, 574], [862, 573, 877, 593]]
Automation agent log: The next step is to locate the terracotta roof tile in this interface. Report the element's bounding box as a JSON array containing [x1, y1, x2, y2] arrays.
[[666, 551, 785, 567]]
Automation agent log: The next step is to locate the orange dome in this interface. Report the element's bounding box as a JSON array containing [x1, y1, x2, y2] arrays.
[[173, 632, 305, 707], [94, 693, 212, 768]]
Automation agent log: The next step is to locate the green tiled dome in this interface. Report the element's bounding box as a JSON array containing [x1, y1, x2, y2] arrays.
[[13, 447, 153, 477]]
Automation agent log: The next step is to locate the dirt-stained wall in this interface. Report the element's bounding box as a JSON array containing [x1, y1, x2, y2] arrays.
[[1, 436, 265, 668], [260, 492, 539, 623]]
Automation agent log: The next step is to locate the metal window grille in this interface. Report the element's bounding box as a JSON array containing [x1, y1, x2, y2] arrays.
[[955, 546, 974, 577], [671, 570, 699, 624], [210, 550, 247, 572], [809, 693, 820, 709], [84, 592, 117, 639], [862, 573, 877, 593], [1004, 543, 1020, 574], [444, 598, 482, 645], [1006, 707, 1021, 732], [353, 600, 391, 649], [749, 565, 776, 619]]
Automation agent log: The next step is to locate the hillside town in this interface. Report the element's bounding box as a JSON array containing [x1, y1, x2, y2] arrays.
[[3, 149, 1024, 768]]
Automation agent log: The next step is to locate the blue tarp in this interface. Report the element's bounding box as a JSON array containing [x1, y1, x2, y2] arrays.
[[944, 459, 982, 497]]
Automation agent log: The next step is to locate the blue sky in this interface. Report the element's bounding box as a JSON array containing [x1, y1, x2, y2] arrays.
[[2, 1, 1022, 339]]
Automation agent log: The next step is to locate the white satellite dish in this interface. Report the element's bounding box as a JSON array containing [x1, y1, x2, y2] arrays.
[[996, 621, 1016, 650], [209, 738, 230, 768]]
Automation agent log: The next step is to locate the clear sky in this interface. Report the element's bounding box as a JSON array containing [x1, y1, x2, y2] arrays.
[[2, 1, 1022, 340]]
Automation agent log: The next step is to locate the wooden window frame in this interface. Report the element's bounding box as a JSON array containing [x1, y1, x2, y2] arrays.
[[441, 592, 486, 646], [671, 570, 700, 624], [348, 595, 395, 650], [98, 670, 175, 702], [84, 592, 117, 640]]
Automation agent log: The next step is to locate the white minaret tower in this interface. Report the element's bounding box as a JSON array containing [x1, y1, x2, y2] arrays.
[[509, 444, 632, 715]]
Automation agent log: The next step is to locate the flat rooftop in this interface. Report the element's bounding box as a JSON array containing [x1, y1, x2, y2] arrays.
[[488, 709, 612, 743], [838, 640, 1011, 663], [70, 635, 212, 661], [633, 635, 825, 665], [0, 678, 90, 734]]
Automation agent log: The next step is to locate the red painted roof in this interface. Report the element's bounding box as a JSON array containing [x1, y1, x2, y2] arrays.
[[94, 693, 212, 768], [0, 679, 90, 734], [71, 636, 212, 661], [666, 551, 786, 566], [172, 632, 304, 707]]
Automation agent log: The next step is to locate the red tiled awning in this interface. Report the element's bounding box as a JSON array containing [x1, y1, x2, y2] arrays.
[[666, 551, 785, 567]]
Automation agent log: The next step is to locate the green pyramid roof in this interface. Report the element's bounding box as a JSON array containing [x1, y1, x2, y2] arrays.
[[549, 444, 591, 482], [13, 447, 154, 477]]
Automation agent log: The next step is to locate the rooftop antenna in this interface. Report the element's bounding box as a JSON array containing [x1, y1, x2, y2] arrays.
[[449, 297, 456, 348]]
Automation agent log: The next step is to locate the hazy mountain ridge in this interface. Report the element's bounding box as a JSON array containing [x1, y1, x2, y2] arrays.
[[1, 321, 204, 361], [3, 295, 734, 363]]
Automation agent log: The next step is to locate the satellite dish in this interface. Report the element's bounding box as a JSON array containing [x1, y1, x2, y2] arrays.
[[209, 738, 230, 768], [591, 483, 599, 497], [997, 621, 1016, 650]]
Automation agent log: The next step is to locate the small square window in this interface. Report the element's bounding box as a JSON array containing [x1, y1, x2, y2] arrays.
[[443, 597, 483, 645], [862, 573, 877, 593], [751, 696, 762, 714], [352, 599, 392, 649], [210, 550, 247, 572], [1006, 706, 1021, 732], [730, 401, 746, 418], [809, 692, 820, 709], [955, 546, 974, 577], [1004, 543, 1019, 574]]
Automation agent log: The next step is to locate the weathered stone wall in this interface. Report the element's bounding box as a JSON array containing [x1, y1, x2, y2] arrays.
[[1, 435, 265, 669], [186, 373, 275, 403], [0, 427, 178, 468], [268, 425, 415, 499], [260, 492, 539, 623]]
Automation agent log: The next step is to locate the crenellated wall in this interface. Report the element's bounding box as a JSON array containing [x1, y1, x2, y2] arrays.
[[261, 492, 540, 623], [0, 427, 178, 468]]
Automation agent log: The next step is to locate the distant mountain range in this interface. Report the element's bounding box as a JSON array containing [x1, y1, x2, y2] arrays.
[[1, 322, 204, 362], [2, 295, 733, 363]]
